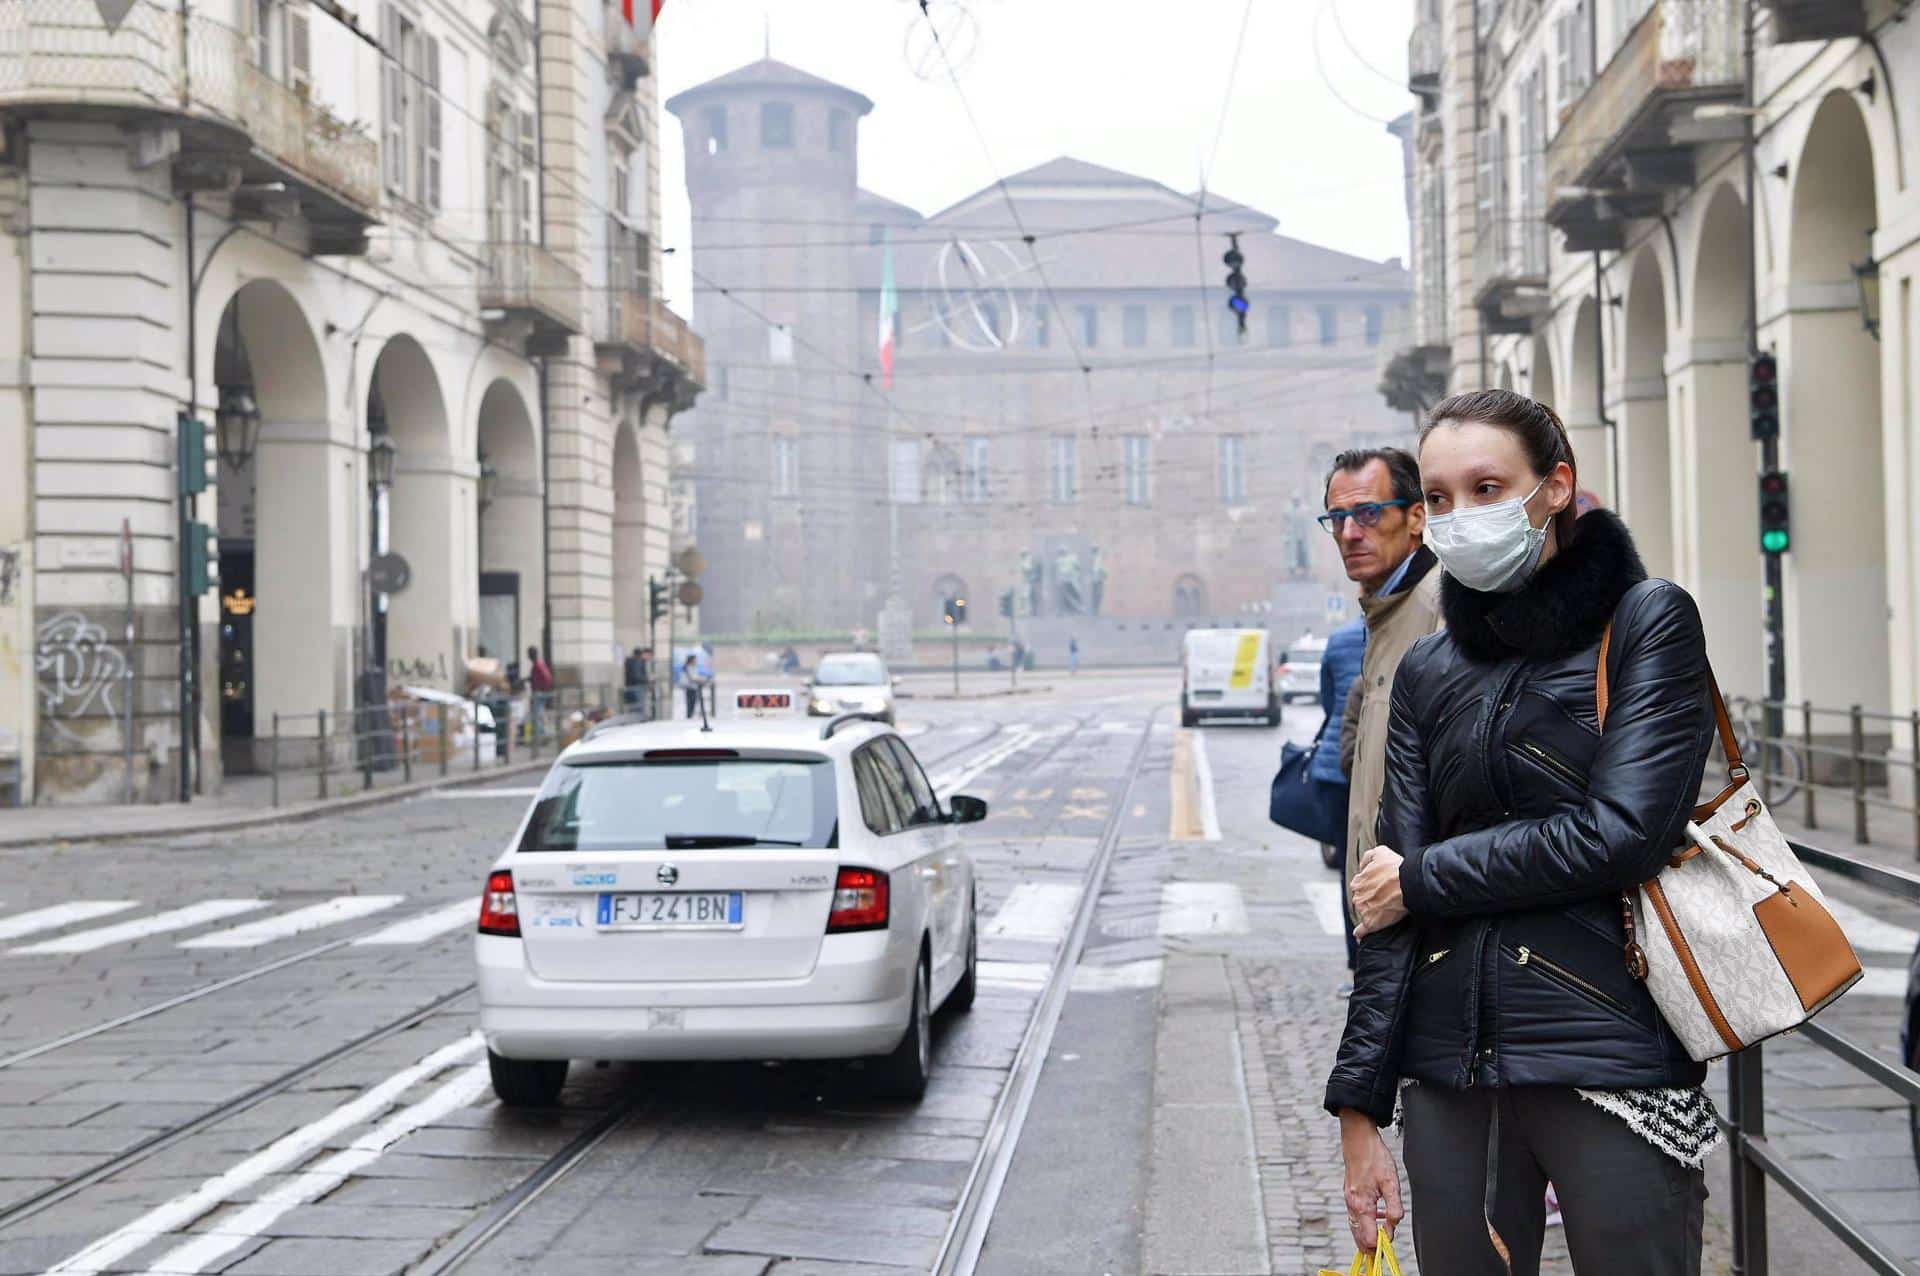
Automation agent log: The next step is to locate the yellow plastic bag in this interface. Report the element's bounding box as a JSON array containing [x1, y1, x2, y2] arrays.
[[1318, 1227, 1402, 1276]]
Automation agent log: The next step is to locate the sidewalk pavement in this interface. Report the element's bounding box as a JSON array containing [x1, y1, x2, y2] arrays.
[[0, 753, 548, 850]]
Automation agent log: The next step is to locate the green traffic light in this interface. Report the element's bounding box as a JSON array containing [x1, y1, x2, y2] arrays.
[[1761, 529, 1790, 554]]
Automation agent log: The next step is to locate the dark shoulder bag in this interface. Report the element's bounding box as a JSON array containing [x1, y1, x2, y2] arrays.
[[1269, 717, 1348, 845]]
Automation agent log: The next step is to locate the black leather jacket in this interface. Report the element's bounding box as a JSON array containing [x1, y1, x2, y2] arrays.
[[1324, 511, 1714, 1126]]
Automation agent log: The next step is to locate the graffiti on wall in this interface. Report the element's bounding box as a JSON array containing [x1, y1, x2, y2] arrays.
[[36, 611, 126, 742]]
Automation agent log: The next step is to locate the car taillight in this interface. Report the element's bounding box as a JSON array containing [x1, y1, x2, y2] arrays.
[[826, 867, 889, 933], [478, 870, 520, 937]]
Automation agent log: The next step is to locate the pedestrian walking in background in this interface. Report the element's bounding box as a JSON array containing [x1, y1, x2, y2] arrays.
[[1329, 390, 1718, 1274], [1068, 636, 1080, 674], [525, 646, 553, 695], [681, 654, 704, 720], [1313, 616, 1367, 974], [622, 646, 648, 712], [1321, 447, 1442, 983]]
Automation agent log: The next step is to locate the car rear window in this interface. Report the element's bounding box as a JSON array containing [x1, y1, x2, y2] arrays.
[[814, 655, 887, 686], [518, 758, 838, 852]]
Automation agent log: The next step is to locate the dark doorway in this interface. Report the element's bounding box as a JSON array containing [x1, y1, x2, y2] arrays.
[[219, 544, 257, 773]]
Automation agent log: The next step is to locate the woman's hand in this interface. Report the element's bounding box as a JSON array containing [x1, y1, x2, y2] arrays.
[[1350, 846, 1407, 939], [1339, 1109, 1404, 1254]]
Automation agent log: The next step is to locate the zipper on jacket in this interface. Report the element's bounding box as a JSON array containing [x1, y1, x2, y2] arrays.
[[1507, 944, 1635, 1018], [1480, 664, 1528, 814], [1508, 739, 1586, 788], [1461, 925, 1492, 1087]]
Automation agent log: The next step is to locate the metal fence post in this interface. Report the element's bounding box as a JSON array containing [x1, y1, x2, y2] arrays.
[[270, 713, 280, 808], [439, 702, 449, 778], [1728, 1046, 1769, 1276], [1852, 703, 1868, 844], [1911, 711, 1920, 860], [499, 699, 510, 764], [473, 698, 483, 772], [1755, 701, 1773, 808], [401, 709, 412, 783], [362, 704, 374, 792], [317, 709, 329, 800], [1803, 700, 1817, 830]]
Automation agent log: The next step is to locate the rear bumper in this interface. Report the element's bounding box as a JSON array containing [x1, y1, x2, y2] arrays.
[[475, 932, 912, 1062]]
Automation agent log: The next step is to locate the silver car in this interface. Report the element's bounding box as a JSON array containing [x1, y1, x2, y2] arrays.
[[806, 652, 897, 725]]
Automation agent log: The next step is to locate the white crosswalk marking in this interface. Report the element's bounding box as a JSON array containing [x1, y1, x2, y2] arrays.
[[1303, 882, 1346, 937], [0, 901, 139, 942], [13, 900, 267, 956], [986, 883, 1081, 942], [1072, 958, 1164, 992], [1158, 882, 1248, 936], [178, 896, 406, 950], [977, 960, 1050, 988], [350, 898, 476, 947], [1819, 896, 1919, 955], [1849, 967, 1906, 999]]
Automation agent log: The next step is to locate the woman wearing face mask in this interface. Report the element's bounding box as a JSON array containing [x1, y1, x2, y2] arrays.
[[1325, 390, 1719, 1275]]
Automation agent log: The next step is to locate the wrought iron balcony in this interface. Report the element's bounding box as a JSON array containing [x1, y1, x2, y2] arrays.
[[482, 241, 584, 350], [1473, 215, 1549, 336], [1546, 0, 1743, 240], [1408, 20, 1441, 100], [597, 287, 705, 407], [0, 0, 379, 249], [604, 0, 649, 87]]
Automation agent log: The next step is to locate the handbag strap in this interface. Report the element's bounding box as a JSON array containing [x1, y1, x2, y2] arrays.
[[1596, 620, 1748, 785]]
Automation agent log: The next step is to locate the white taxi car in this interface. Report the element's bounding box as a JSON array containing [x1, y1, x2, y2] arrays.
[[474, 710, 984, 1106], [805, 651, 897, 725]]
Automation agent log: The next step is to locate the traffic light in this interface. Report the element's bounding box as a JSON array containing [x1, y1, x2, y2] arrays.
[[1222, 233, 1249, 337], [177, 412, 209, 496], [998, 589, 1014, 619], [184, 522, 218, 595], [942, 596, 967, 626], [1758, 470, 1790, 555], [649, 576, 669, 624], [1750, 352, 1779, 440]]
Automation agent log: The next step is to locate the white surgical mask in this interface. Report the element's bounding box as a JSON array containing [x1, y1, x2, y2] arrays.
[[1425, 478, 1549, 594]]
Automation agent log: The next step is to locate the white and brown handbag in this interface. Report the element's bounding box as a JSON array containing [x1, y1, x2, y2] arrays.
[[1598, 627, 1862, 1062]]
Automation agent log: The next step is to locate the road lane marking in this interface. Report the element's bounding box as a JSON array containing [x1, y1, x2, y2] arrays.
[[931, 725, 1036, 797], [1819, 897, 1918, 955], [1303, 882, 1346, 937], [350, 898, 477, 947], [978, 960, 1050, 988], [178, 895, 407, 950], [1071, 958, 1164, 992], [0, 901, 139, 942], [986, 884, 1082, 942], [43, 1033, 484, 1275], [1189, 730, 1222, 841], [13, 899, 267, 956], [144, 1062, 493, 1274], [1158, 882, 1249, 936]]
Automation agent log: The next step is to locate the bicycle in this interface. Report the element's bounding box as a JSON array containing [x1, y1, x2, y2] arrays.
[[1725, 695, 1807, 809]]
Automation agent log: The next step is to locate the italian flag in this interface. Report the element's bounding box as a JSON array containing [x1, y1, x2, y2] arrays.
[[878, 231, 897, 389], [621, 0, 662, 29]]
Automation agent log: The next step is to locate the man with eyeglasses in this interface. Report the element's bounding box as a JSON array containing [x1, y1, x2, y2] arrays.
[[1321, 448, 1443, 984]]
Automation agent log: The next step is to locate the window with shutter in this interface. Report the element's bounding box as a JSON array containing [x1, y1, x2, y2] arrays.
[[382, 6, 405, 193], [423, 36, 442, 210], [517, 109, 537, 242], [1554, 14, 1571, 109], [288, 2, 310, 96]]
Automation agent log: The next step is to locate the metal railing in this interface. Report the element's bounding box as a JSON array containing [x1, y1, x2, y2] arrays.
[[1548, 0, 1745, 195], [1727, 696, 1920, 855], [648, 299, 706, 387], [0, 0, 377, 211], [481, 240, 585, 337], [1473, 213, 1548, 290], [1725, 836, 1920, 1275]]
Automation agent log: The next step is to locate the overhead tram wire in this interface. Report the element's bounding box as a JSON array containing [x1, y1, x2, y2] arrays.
[[1327, 0, 1408, 90], [915, 0, 1099, 435], [1311, 0, 1403, 128]]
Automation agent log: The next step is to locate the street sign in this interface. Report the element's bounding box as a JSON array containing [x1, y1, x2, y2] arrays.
[[93, 0, 135, 34], [677, 580, 703, 607], [369, 552, 412, 594], [674, 547, 706, 579]]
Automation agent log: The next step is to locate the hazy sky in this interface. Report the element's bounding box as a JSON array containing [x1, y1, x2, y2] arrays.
[[654, 0, 1416, 309]]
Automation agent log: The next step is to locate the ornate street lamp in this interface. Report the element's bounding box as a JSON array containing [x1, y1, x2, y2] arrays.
[[368, 430, 398, 493], [215, 384, 262, 470], [477, 453, 499, 512], [1852, 235, 1882, 341]]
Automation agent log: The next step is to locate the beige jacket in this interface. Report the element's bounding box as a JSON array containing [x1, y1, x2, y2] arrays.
[[1340, 546, 1445, 881]]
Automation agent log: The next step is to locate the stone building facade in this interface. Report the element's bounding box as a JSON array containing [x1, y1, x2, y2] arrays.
[[0, 0, 701, 805], [669, 59, 1412, 644], [1383, 0, 1918, 720]]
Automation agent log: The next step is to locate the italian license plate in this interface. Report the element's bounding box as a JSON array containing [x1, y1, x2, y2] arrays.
[[596, 892, 743, 928]]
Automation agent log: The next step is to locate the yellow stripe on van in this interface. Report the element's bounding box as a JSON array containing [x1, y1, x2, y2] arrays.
[[1229, 633, 1260, 689]]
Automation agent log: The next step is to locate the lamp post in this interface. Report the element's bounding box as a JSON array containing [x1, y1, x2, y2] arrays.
[[215, 385, 261, 471], [1852, 235, 1882, 340]]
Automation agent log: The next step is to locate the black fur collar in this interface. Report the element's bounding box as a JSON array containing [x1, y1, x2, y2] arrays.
[[1439, 508, 1647, 662]]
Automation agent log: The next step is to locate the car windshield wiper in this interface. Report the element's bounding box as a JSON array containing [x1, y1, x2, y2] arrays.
[[662, 833, 807, 848]]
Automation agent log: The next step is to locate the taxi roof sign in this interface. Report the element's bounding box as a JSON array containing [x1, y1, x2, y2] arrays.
[[734, 688, 796, 717]]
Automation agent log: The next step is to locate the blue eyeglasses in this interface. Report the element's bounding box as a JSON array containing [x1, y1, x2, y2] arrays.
[[1317, 500, 1409, 533]]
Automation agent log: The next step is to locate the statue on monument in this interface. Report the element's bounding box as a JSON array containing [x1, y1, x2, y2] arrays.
[[1054, 545, 1084, 615], [1089, 546, 1107, 616]]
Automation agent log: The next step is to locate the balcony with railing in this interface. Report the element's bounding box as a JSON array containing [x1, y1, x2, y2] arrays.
[[604, 0, 648, 87], [1473, 214, 1549, 336], [0, 0, 379, 248], [1546, 0, 1744, 245], [481, 240, 584, 350]]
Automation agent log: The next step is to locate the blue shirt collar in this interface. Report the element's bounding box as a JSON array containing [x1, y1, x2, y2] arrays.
[[1376, 551, 1417, 598]]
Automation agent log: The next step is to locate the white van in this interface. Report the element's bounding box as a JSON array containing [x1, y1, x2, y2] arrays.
[[1180, 629, 1279, 728]]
